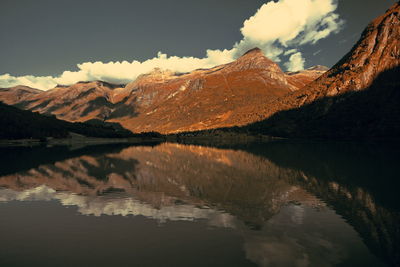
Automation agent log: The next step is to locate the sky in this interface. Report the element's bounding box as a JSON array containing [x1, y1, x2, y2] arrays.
[[0, 0, 396, 90]]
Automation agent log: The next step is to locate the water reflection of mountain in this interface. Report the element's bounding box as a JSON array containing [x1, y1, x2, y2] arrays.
[[0, 142, 398, 266], [0, 143, 312, 225], [0, 144, 134, 176], [254, 141, 400, 266]]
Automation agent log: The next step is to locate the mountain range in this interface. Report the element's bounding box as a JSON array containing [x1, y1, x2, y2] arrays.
[[0, 2, 399, 139], [0, 49, 325, 134]]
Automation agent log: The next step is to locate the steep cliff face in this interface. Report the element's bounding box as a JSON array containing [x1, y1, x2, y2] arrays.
[[0, 48, 325, 134], [285, 2, 400, 104], [248, 2, 400, 139]]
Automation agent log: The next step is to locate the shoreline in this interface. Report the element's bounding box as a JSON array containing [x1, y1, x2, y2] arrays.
[[0, 136, 165, 147]]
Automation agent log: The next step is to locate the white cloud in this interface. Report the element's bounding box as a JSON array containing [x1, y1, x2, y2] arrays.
[[284, 49, 298, 56], [0, 0, 343, 90], [0, 185, 236, 227], [0, 50, 236, 90], [0, 73, 58, 90], [298, 13, 343, 45], [284, 52, 306, 71]]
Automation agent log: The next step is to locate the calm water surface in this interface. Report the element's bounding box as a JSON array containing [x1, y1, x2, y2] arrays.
[[0, 141, 399, 267]]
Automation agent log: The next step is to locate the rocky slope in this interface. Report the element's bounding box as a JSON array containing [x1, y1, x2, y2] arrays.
[[245, 2, 400, 138], [0, 49, 326, 134], [3, 81, 126, 122], [0, 85, 42, 104]]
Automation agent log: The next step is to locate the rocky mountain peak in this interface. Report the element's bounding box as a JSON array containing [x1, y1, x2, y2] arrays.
[[128, 68, 177, 88], [236, 47, 270, 64], [142, 68, 176, 79], [241, 47, 264, 57], [224, 47, 284, 74]]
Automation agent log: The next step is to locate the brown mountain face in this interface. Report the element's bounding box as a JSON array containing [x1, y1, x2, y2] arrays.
[[0, 85, 42, 104], [285, 65, 329, 89], [0, 49, 326, 134], [112, 48, 297, 133], [245, 2, 400, 139], [2, 81, 126, 122], [285, 2, 399, 103]]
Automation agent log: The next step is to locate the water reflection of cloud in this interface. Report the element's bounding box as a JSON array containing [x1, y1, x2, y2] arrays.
[[0, 184, 381, 267], [0, 185, 237, 228]]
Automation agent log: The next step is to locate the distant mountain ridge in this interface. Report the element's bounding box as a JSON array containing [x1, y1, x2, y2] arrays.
[[0, 49, 325, 134], [0, 102, 133, 139]]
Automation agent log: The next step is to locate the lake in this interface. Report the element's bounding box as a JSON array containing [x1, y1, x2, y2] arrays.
[[0, 141, 399, 266]]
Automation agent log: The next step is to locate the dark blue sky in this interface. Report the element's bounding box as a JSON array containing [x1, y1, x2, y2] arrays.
[[0, 0, 396, 76]]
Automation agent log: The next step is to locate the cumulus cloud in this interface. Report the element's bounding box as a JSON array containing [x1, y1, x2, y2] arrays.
[[0, 0, 343, 90], [284, 52, 306, 71], [0, 73, 58, 90], [0, 50, 236, 90], [59, 49, 236, 85], [241, 0, 337, 45]]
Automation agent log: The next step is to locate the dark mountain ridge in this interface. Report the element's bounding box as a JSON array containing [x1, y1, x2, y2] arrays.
[[0, 102, 133, 139]]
